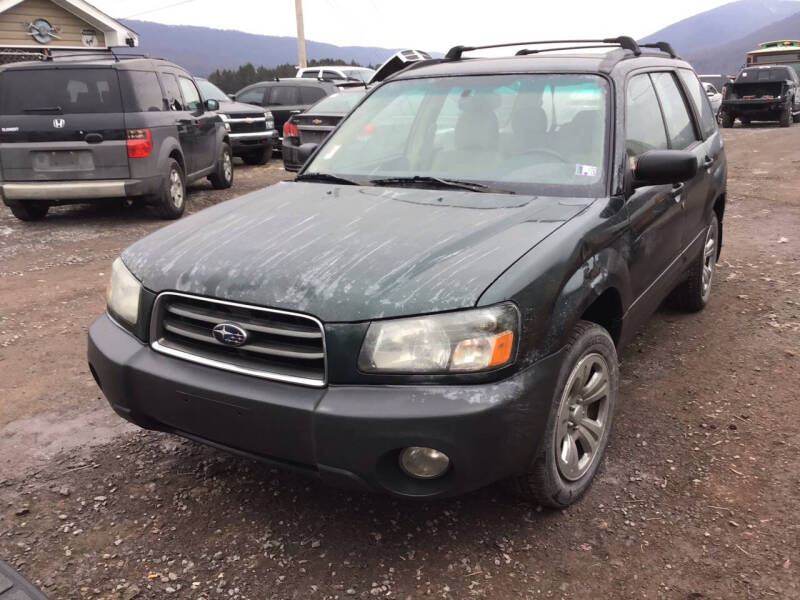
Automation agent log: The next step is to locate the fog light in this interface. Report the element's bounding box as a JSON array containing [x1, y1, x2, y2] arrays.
[[398, 447, 450, 479]]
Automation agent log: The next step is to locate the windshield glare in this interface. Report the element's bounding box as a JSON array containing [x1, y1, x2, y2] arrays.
[[305, 74, 609, 196], [197, 79, 229, 102]]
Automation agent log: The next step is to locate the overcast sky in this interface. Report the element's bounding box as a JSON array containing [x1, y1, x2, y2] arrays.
[[90, 0, 732, 51]]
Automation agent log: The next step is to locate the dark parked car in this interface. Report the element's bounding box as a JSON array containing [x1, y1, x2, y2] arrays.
[[233, 79, 340, 147], [282, 89, 366, 171], [89, 37, 726, 507], [720, 65, 800, 127], [196, 77, 278, 165], [0, 57, 232, 221]]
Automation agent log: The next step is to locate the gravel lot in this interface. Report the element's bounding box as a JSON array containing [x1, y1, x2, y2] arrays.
[[0, 131, 798, 600]]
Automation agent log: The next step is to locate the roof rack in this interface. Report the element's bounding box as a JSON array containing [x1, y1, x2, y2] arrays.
[[640, 41, 678, 58], [43, 50, 154, 62], [445, 37, 643, 60]]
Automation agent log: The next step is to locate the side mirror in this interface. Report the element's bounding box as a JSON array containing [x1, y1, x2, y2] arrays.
[[296, 143, 319, 166], [205, 99, 219, 111], [633, 150, 698, 188]]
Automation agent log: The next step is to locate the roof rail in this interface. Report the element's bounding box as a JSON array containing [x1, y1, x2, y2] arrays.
[[445, 36, 642, 60], [44, 50, 154, 62], [640, 41, 678, 58]]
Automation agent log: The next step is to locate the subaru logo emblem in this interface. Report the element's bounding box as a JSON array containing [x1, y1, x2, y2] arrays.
[[212, 323, 248, 347], [52, 118, 66, 129]]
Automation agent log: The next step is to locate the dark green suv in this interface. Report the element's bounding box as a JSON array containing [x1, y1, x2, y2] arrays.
[[88, 37, 727, 507]]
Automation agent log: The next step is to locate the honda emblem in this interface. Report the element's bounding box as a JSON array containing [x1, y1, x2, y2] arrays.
[[52, 118, 66, 129]]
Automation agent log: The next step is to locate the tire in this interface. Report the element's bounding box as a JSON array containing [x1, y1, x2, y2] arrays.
[[779, 103, 791, 127], [152, 158, 186, 220], [7, 201, 49, 221], [511, 320, 618, 508], [241, 146, 271, 166], [670, 214, 719, 312], [208, 143, 234, 189], [741, 117, 751, 126], [720, 111, 734, 128]]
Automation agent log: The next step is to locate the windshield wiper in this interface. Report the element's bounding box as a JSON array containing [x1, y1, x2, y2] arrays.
[[369, 175, 514, 194], [22, 106, 62, 113], [295, 172, 363, 186]]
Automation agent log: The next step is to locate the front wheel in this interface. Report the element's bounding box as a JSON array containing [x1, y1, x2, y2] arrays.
[[8, 201, 49, 221], [779, 103, 791, 127], [209, 143, 234, 189], [720, 111, 734, 128], [512, 321, 618, 508], [241, 147, 271, 166], [670, 214, 719, 312]]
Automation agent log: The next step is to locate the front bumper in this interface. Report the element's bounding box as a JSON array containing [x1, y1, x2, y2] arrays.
[[0, 176, 161, 203], [88, 313, 563, 498], [229, 130, 277, 155]]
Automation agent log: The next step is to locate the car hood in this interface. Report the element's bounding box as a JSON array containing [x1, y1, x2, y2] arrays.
[[217, 100, 267, 116], [123, 183, 590, 322]]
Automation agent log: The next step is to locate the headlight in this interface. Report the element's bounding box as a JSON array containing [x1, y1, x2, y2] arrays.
[[358, 303, 519, 373], [106, 257, 141, 326], [264, 112, 274, 129]]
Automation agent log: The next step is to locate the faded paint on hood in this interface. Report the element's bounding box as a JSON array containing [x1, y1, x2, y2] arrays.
[[122, 182, 590, 322]]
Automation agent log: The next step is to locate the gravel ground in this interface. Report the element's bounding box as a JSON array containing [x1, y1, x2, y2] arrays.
[[0, 131, 798, 600]]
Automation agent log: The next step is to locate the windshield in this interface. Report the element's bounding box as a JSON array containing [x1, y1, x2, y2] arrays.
[[311, 91, 366, 113], [304, 74, 609, 196], [196, 79, 229, 102]]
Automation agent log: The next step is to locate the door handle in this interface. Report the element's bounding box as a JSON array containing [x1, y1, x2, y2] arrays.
[[703, 155, 714, 169], [670, 183, 685, 202]]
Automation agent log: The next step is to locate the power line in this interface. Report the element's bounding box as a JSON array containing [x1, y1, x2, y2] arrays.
[[122, 0, 200, 20]]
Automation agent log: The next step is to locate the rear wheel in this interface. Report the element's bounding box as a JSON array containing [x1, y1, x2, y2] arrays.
[[8, 201, 49, 221], [152, 158, 186, 220], [720, 111, 734, 128], [242, 147, 271, 166], [209, 143, 234, 189], [511, 321, 618, 508], [670, 214, 719, 312], [779, 103, 791, 127]]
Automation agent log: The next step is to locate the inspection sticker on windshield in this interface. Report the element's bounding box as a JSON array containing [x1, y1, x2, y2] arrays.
[[575, 164, 598, 177]]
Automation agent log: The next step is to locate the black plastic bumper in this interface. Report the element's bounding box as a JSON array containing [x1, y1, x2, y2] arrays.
[[87, 313, 563, 498], [281, 140, 302, 172]]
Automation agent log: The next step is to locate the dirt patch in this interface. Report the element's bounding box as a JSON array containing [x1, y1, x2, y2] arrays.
[[0, 136, 798, 600]]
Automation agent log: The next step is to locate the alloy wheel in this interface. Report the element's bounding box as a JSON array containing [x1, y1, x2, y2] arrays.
[[555, 352, 611, 481], [701, 220, 718, 301], [169, 168, 184, 209]]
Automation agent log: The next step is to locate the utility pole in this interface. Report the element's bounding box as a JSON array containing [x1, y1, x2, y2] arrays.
[[295, 0, 307, 68]]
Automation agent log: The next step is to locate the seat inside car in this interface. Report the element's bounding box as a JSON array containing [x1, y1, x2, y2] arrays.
[[431, 94, 499, 178]]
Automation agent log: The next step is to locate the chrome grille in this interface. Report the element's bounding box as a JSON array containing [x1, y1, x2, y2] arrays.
[[150, 293, 326, 387]]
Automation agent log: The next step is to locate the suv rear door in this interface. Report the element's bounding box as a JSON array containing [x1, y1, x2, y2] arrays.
[[0, 66, 130, 182]]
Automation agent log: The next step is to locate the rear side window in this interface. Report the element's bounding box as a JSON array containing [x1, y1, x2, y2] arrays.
[[650, 72, 699, 150], [625, 74, 668, 158], [268, 86, 300, 106], [0, 68, 121, 114], [120, 70, 164, 112], [678, 70, 718, 139], [299, 86, 326, 104], [237, 87, 265, 105], [300, 70, 319, 78], [160, 73, 184, 111], [179, 77, 202, 112]]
